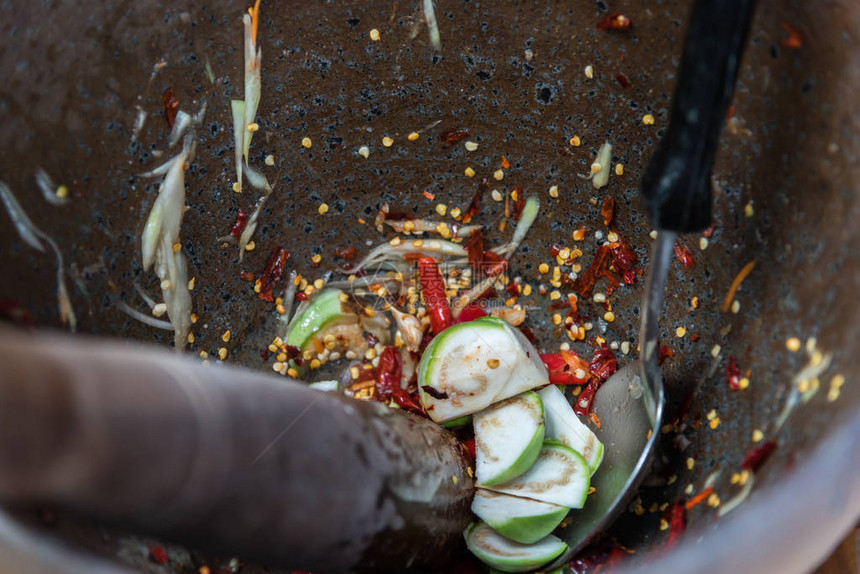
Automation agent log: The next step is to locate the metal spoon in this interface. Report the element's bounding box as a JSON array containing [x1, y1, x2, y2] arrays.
[[548, 0, 757, 563]]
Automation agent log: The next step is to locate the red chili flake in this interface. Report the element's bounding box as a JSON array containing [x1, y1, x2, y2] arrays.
[[703, 224, 716, 238], [295, 291, 309, 302], [462, 178, 489, 224], [741, 440, 778, 472], [674, 243, 695, 269], [229, 209, 248, 239], [574, 376, 604, 416], [690, 333, 700, 342], [588, 412, 602, 429], [590, 344, 617, 381], [540, 353, 567, 372], [257, 247, 290, 302], [162, 88, 179, 128], [466, 228, 485, 272], [596, 13, 632, 31], [240, 271, 255, 282], [462, 437, 476, 459], [500, 156, 510, 169], [600, 196, 615, 227], [511, 187, 526, 221], [658, 345, 674, 364], [0, 300, 34, 328], [285, 345, 301, 359], [574, 245, 615, 298], [422, 190, 436, 201], [260, 347, 270, 361], [541, 351, 591, 385], [149, 545, 169, 565], [615, 73, 631, 88], [456, 303, 488, 323], [334, 245, 356, 261], [664, 501, 686, 549], [725, 105, 736, 120], [781, 22, 803, 49], [570, 537, 628, 574], [440, 127, 470, 144], [417, 258, 454, 335], [725, 355, 741, 391]]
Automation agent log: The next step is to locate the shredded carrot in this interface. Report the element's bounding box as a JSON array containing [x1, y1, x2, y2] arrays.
[[501, 156, 510, 169], [721, 260, 755, 313], [685, 486, 714, 510], [589, 412, 602, 429], [250, 0, 261, 46], [422, 190, 435, 200]]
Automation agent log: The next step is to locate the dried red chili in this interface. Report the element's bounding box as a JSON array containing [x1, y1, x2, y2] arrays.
[[149, 545, 169, 565], [703, 224, 716, 238], [466, 228, 484, 271], [417, 257, 453, 335], [725, 355, 741, 391], [295, 291, 309, 302], [596, 13, 632, 31], [658, 344, 674, 364], [162, 88, 179, 128], [440, 127, 470, 144], [257, 246, 290, 302], [741, 440, 778, 472], [615, 72, 631, 88], [600, 196, 615, 227], [674, 243, 695, 269], [230, 209, 248, 239], [574, 245, 615, 298], [462, 178, 489, 224], [376, 346, 402, 400], [334, 245, 356, 261], [240, 271, 255, 282]]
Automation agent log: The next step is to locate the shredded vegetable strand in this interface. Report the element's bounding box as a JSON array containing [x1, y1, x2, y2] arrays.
[[35, 169, 68, 206], [0, 181, 46, 252], [721, 260, 755, 312], [242, 0, 262, 162], [494, 195, 540, 256], [1, 181, 77, 330], [116, 301, 175, 331], [348, 239, 466, 273]]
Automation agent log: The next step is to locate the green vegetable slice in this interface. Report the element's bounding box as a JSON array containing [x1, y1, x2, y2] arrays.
[[285, 289, 354, 351], [465, 521, 568, 573], [471, 489, 568, 545], [483, 442, 591, 509], [474, 391, 545, 486], [418, 317, 549, 422], [538, 384, 604, 475]]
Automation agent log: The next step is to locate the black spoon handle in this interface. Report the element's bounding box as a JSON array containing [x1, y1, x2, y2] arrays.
[[641, 0, 757, 233]]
